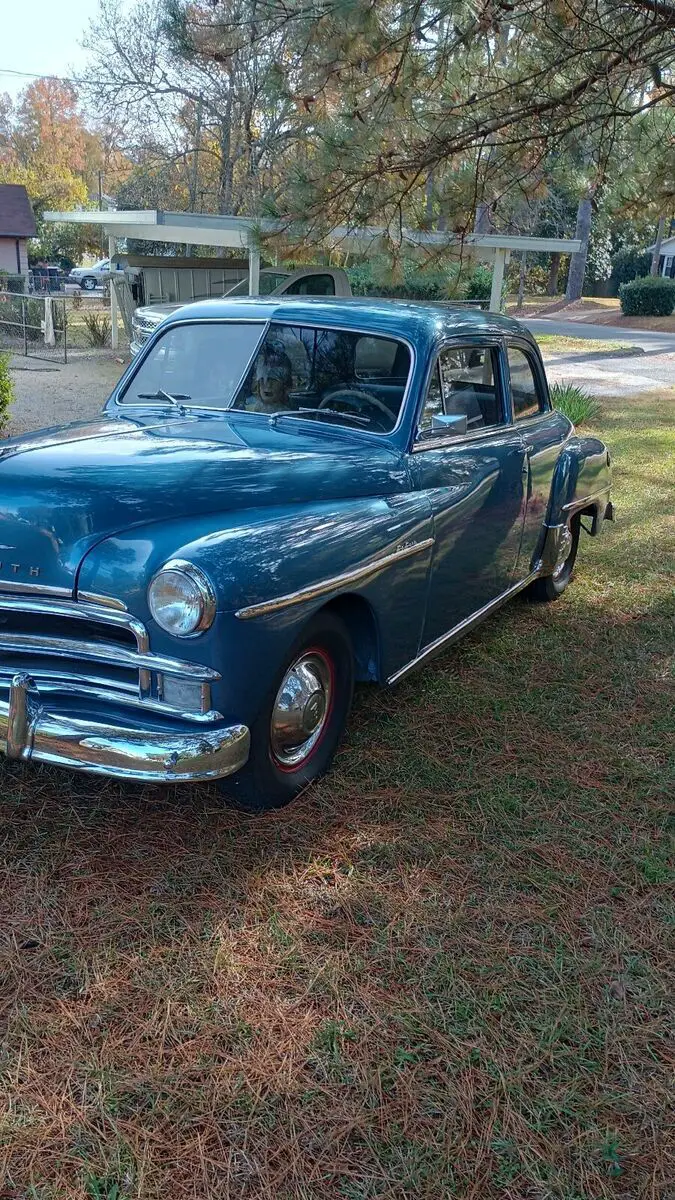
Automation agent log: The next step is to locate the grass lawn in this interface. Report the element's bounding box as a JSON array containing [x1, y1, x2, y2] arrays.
[[1, 393, 673, 1199], [534, 335, 633, 355]]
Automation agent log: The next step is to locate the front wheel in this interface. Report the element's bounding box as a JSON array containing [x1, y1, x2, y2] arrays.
[[219, 611, 354, 813], [528, 515, 580, 603]]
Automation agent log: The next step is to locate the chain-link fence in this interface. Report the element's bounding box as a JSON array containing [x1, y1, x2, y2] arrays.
[[0, 291, 68, 363]]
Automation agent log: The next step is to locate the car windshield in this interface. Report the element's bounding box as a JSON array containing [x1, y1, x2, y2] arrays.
[[119, 322, 266, 408], [229, 321, 411, 434], [119, 319, 411, 433]]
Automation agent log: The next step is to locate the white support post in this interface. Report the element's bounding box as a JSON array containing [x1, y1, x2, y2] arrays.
[[248, 242, 260, 296], [489, 248, 506, 313], [108, 234, 119, 349]]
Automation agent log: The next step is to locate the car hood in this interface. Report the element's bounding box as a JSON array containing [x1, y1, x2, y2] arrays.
[[0, 412, 407, 593], [134, 302, 183, 323]]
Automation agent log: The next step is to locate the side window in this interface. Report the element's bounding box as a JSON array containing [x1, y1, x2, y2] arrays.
[[284, 273, 336, 296], [418, 345, 501, 439], [507, 345, 546, 420]]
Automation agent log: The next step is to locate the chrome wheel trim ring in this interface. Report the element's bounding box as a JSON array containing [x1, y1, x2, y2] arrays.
[[270, 651, 333, 768]]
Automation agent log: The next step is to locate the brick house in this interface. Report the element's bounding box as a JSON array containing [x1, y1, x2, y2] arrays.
[[0, 184, 37, 281]]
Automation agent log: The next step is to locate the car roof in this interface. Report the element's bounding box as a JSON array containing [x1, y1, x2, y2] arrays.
[[165, 295, 530, 342]]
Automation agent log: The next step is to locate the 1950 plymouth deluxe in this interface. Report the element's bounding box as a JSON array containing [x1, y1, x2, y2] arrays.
[[0, 298, 613, 810]]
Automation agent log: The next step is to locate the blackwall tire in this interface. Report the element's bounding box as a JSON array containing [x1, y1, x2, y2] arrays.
[[528, 515, 581, 603]]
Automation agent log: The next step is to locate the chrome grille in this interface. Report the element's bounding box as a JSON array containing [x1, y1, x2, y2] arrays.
[[0, 594, 221, 723]]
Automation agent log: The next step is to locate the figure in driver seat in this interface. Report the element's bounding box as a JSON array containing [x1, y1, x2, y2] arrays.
[[244, 346, 294, 414]]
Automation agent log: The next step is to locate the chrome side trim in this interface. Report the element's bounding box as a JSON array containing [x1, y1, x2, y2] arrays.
[[235, 538, 435, 621], [561, 489, 609, 513], [0, 581, 72, 599], [388, 569, 540, 684], [0, 595, 149, 652], [77, 591, 128, 611]]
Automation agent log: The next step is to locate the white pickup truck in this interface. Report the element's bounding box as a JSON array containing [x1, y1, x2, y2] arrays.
[[130, 266, 352, 354]]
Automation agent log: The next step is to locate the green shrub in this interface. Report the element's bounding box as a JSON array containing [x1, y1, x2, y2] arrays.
[[0, 351, 15, 433], [463, 264, 493, 302], [619, 275, 675, 317], [610, 247, 651, 288], [82, 311, 111, 347], [0, 271, 27, 295], [505, 262, 549, 296], [347, 258, 458, 301], [550, 382, 600, 425]]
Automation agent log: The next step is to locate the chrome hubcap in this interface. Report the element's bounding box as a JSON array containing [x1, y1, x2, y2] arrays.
[[552, 526, 573, 579], [270, 652, 332, 768]]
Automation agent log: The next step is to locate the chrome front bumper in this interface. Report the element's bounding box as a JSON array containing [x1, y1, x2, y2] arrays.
[[1, 673, 250, 783]]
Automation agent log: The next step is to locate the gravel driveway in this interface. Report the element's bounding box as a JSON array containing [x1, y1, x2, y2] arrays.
[[6, 352, 128, 438]]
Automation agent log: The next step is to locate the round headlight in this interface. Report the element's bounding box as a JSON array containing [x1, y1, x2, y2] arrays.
[[148, 561, 216, 637]]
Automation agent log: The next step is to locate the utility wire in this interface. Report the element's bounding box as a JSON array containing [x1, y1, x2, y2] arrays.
[[0, 67, 99, 85]]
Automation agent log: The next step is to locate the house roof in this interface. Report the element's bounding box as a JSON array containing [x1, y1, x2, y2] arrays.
[[647, 234, 675, 253], [0, 184, 37, 238]]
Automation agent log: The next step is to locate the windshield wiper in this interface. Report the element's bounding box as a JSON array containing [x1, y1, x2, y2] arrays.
[[136, 388, 190, 409], [297, 406, 371, 426]]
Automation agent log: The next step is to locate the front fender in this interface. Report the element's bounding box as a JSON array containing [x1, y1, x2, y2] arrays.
[[76, 493, 434, 722]]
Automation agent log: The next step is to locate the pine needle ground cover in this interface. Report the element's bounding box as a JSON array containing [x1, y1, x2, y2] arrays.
[[1, 392, 673, 1200]]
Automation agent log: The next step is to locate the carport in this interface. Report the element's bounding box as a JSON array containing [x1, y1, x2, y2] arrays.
[[44, 208, 581, 349]]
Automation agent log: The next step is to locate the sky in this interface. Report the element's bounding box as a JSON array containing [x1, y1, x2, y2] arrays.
[[0, 0, 102, 100]]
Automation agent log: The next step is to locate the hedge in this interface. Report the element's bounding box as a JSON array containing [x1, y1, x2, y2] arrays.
[[619, 275, 675, 317], [0, 351, 14, 432], [346, 258, 495, 303], [0, 272, 28, 295]]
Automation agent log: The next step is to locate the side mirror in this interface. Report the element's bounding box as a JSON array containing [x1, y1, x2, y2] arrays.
[[432, 412, 467, 436]]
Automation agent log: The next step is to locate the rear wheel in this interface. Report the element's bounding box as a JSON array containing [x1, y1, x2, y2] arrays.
[[219, 611, 354, 813], [528, 515, 580, 603], [80, 276, 97, 291]]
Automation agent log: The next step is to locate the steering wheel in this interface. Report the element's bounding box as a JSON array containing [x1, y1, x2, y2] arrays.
[[318, 387, 394, 431]]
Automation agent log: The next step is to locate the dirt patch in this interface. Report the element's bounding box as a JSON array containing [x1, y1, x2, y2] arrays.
[[5, 351, 129, 438]]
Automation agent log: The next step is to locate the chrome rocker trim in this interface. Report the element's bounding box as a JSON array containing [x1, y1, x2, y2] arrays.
[[388, 569, 540, 684], [235, 538, 435, 620], [1, 672, 250, 783]]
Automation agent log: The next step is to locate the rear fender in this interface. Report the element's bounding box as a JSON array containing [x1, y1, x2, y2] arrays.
[[538, 435, 612, 575], [547, 434, 612, 531]]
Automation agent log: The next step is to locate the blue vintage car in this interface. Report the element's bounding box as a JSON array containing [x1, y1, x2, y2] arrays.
[[0, 298, 613, 810]]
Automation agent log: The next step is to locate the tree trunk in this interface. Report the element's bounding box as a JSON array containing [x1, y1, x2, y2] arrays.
[[565, 193, 593, 302], [473, 201, 493, 234], [425, 173, 434, 226], [547, 252, 561, 295], [650, 214, 666, 276], [218, 96, 234, 214]]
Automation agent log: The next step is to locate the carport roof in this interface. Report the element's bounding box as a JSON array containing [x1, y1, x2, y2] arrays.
[[43, 208, 582, 256]]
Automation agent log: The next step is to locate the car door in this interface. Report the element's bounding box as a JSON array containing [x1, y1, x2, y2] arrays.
[[505, 339, 572, 577], [406, 339, 529, 646]]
